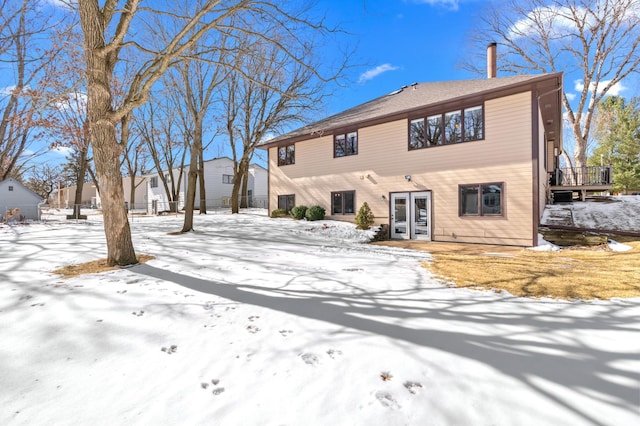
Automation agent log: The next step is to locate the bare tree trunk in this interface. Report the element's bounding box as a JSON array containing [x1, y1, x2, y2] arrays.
[[129, 179, 136, 210], [71, 146, 89, 218], [181, 140, 200, 232], [79, 1, 136, 266], [198, 152, 206, 214], [240, 161, 249, 208]]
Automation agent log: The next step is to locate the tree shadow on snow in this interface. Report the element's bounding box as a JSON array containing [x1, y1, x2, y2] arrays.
[[131, 263, 640, 424]]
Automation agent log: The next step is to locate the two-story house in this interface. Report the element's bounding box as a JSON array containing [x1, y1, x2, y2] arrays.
[[147, 157, 268, 212], [260, 60, 564, 246]]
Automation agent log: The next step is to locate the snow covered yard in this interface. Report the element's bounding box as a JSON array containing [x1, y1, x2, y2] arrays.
[[1, 209, 639, 426]]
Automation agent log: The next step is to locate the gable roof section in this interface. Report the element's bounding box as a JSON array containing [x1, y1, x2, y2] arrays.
[[259, 73, 563, 149], [0, 177, 43, 202]]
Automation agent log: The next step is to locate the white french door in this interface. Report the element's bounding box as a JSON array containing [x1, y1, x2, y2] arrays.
[[391, 191, 431, 240], [390, 193, 409, 239]]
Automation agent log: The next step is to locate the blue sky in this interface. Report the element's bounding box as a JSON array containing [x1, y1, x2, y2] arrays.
[[318, 0, 485, 116], [9, 0, 637, 169]]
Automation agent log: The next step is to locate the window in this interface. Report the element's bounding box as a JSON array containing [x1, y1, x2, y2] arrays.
[[331, 190, 355, 215], [444, 110, 462, 144], [426, 114, 443, 146], [165, 174, 172, 183], [150, 176, 158, 188], [278, 194, 295, 212], [8, 185, 13, 191], [459, 183, 503, 216], [334, 131, 358, 157], [409, 118, 425, 149], [464, 106, 483, 141], [409, 104, 483, 150], [222, 174, 234, 184], [278, 144, 295, 166]]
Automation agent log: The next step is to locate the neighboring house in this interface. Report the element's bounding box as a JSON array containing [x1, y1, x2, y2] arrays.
[[54, 183, 100, 208], [249, 163, 268, 207], [146, 157, 268, 212], [54, 176, 146, 210], [259, 49, 567, 246], [0, 178, 44, 222]]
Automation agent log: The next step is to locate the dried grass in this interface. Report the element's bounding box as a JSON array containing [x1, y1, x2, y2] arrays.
[[52, 254, 155, 279], [426, 238, 640, 300]]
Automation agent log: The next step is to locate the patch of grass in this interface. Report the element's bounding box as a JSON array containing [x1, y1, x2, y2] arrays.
[[427, 239, 640, 300], [53, 254, 155, 279]]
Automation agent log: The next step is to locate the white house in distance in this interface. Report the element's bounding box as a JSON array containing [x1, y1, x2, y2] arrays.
[[0, 177, 44, 222], [146, 157, 268, 212]]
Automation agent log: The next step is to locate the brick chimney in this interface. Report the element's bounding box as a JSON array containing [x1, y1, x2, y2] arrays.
[[487, 42, 497, 79]]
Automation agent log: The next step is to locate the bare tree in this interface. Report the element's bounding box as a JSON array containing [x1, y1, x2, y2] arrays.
[[25, 163, 63, 200], [136, 95, 188, 212], [76, 0, 344, 265], [464, 0, 640, 171], [0, 0, 56, 180], [221, 33, 325, 213], [120, 112, 149, 209], [170, 36, 228, 231]]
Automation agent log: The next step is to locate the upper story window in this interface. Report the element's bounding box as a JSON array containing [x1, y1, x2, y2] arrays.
[[150, 176, 158, 188], [334, 131, 358, 157], [459, 182, 503, 216], [222, 174, 234, 184], [463, 106, 483, 141], [409, 104, 484, 150], [278, 144, 295, 166], [8, 185, 14, 191]]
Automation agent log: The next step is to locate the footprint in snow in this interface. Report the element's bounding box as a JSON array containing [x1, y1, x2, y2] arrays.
[[279, 329, 293, 337], [404, 381, 423, 394], [246, 325, 260, 334], [248, 315, 260, 322], [300, 352, 319, 366], [326, 349, 342, 359], [161, 345, 177, 354], [375, 391, 401, 409], [132, 310, 144, 316]]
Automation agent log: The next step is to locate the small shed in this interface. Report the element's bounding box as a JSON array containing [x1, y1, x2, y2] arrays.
[[0, 178, 43, 222]]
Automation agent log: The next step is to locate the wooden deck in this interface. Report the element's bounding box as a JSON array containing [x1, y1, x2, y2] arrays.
[[550, 166, 613, 192]]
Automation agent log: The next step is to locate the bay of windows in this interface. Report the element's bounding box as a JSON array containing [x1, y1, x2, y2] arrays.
[[410, 104, 484, 150]]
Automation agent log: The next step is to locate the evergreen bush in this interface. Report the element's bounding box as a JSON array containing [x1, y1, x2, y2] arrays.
[[305, 205, 325, 221], [290, 205, 308, 220], [270, 208, 288, 218], [354, 202, 375, 229]]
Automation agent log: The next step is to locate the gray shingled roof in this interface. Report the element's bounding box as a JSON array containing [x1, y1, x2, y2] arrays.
[[261, 74, 557, 146]]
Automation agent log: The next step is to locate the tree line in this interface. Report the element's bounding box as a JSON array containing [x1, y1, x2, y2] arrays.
[[1, 0, 638, 266]]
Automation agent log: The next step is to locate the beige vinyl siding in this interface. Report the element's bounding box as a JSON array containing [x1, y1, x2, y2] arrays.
[[269, 91, 536, 246]]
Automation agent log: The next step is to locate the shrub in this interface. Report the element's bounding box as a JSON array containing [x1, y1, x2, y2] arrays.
[[270, 208, 288, 218], [355, 202, 375, 229], [290, 205, 308, 220], [305, 205, 326, 221]]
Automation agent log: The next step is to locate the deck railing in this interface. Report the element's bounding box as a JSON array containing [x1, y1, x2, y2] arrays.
[[550, 166, 613, 187]]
